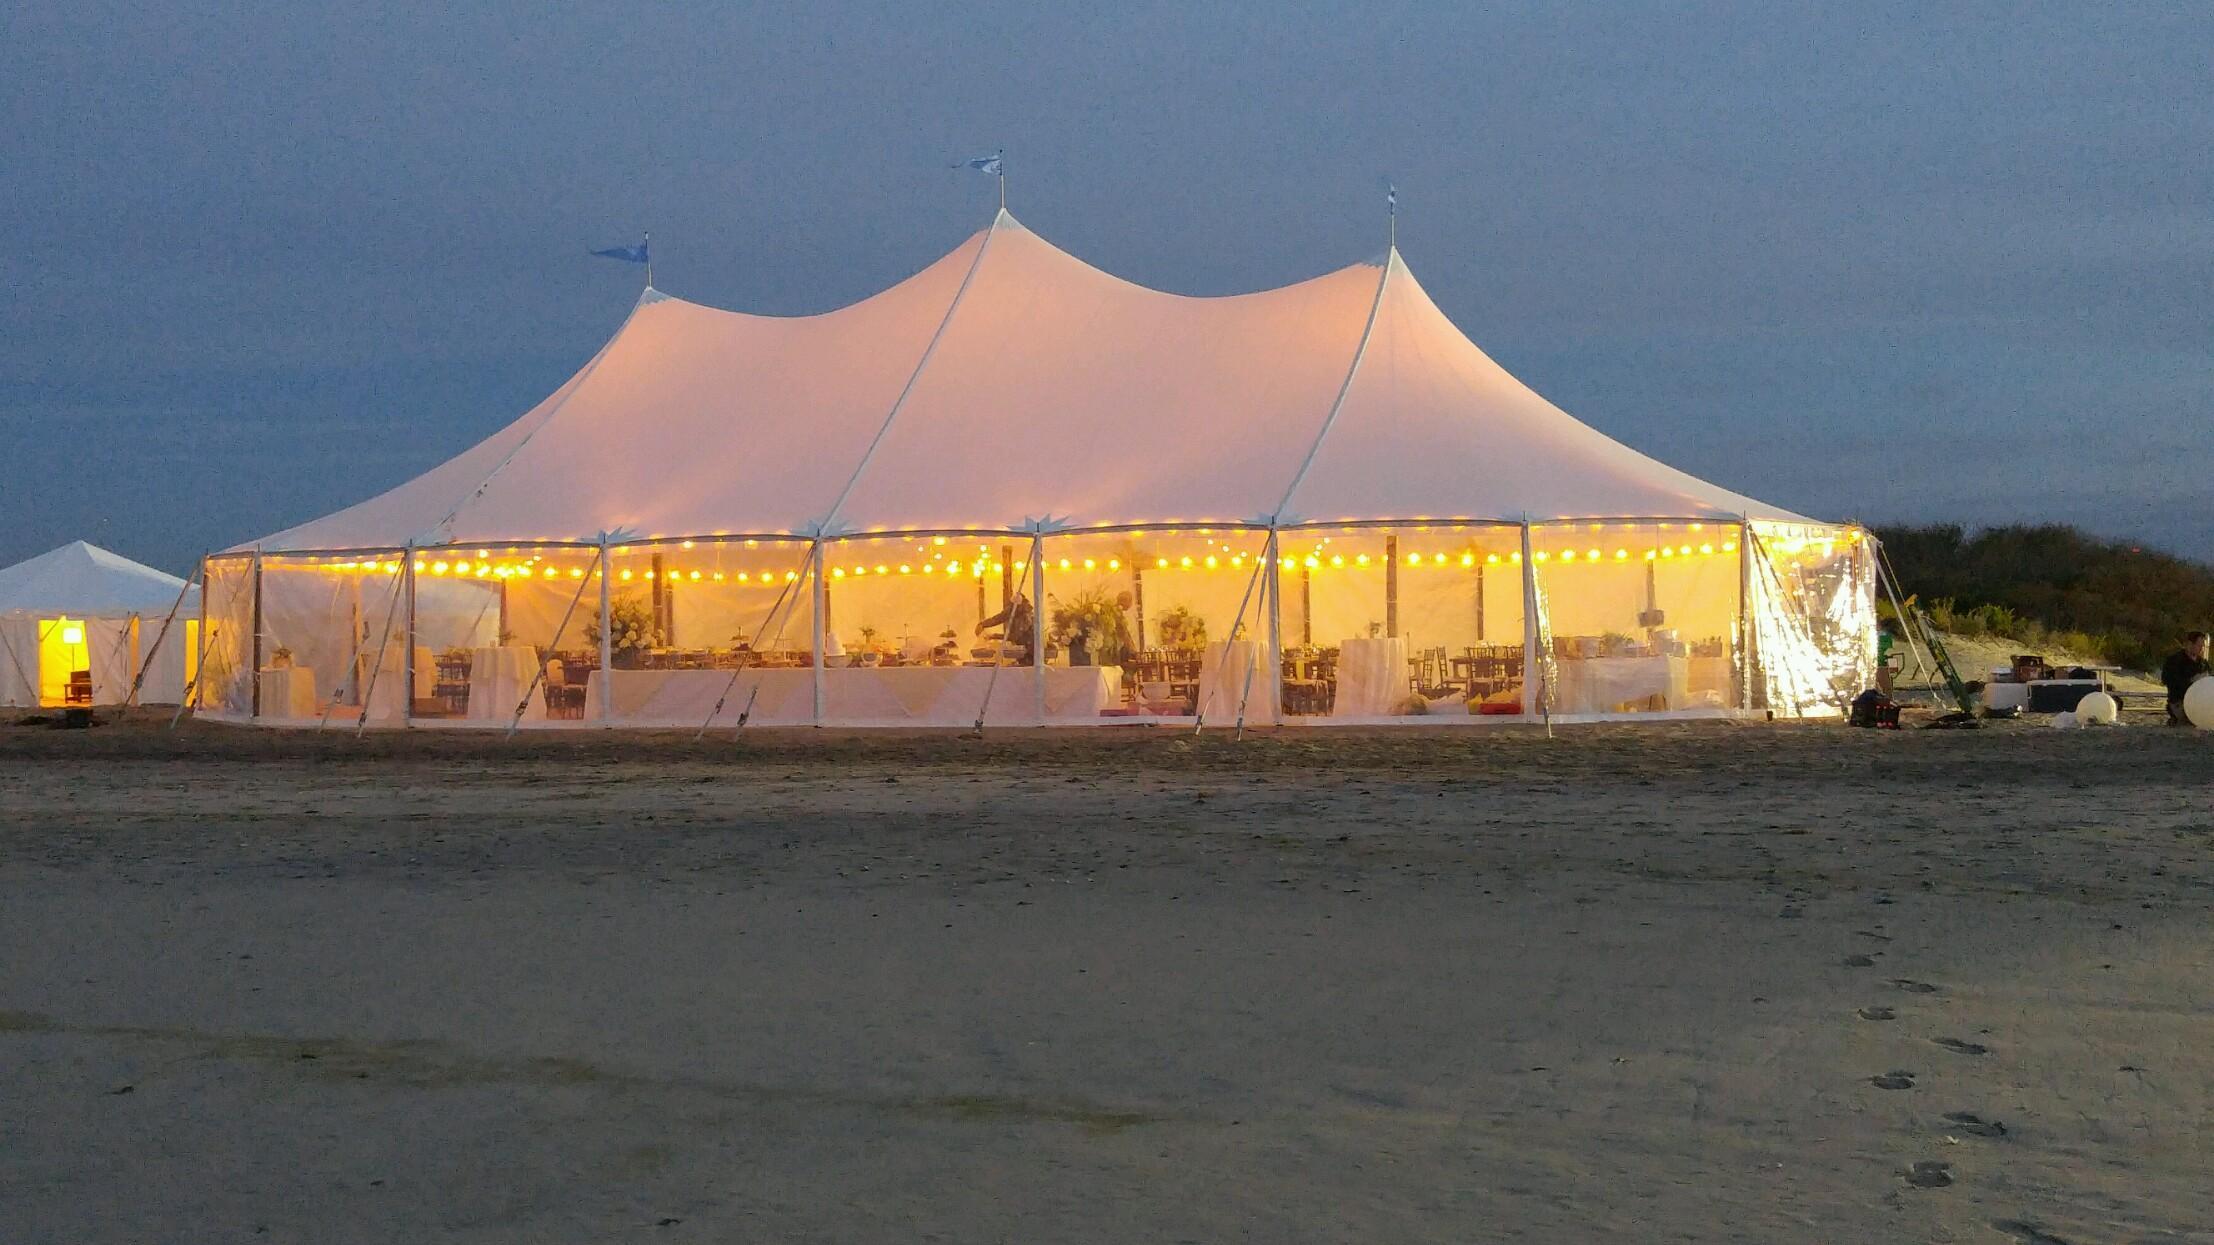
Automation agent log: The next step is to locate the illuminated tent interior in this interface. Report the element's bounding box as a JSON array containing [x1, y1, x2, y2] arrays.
[[198, 211, 1875, 729], [0, 541, 198, 709]]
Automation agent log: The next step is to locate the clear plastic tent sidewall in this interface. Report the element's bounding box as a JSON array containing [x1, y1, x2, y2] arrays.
[[191, 520, 1875, 729], [1746, 522, 1879, 718]]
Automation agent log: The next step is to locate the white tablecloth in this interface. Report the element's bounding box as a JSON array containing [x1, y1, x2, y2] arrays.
[[1195, 641, 1273, 723], [1332, 637, 1409, 717], [465, 646, 547, 721], [361, 645, 435, 721], [258, 666, 319, 719], [585, 665, 1120, 726], [1553, 655, 1690, 714]]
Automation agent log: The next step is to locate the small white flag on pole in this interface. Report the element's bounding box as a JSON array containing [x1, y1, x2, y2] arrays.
[[954, 151, 1004, 176]]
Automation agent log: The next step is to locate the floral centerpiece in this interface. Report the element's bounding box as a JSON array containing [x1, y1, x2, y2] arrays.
[[1155, 604, 1207, 654], [584, 593, 662, 668], [1048, 588, 1133, 667]]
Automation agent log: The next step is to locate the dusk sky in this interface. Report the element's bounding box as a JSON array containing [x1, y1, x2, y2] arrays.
[[5, 2, 2207, 576]]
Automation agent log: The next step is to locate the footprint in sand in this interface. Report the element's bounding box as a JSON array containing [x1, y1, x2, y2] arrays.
[[1890, 978, 1942, 994], [1840, 954, 1876, 967], [1857, 1006, 1896, 1022], [1903, 1160, 1953, 1188], [1931, 1037, 1989, 1056], [1942, 1111, 2007, 1138], [1869, 1071, 1916, 1090], [1991, 1221, 2072, 1245]]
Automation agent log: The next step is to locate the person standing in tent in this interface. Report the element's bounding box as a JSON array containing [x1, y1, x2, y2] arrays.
[[977, 592, 1036, 666], [2160, 630, 2209, 726]]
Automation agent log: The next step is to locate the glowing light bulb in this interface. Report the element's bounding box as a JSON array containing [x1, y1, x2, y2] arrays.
[[832, 568, 846, 579], [1561, 550, 1576, 562], [1460, 553, 1475, 567], [432, 561, 450, 575], [60, 624, 83, 646], [1432, 553, 1446, 565], [898, 564, 912, 574], [569, 568, 584, 578], [1107, 559, 1120, 570], [1679, 545, 1692, 556], [620, 569, 633, 580], [1659, 547, 1673, 559], [1534, 551, 1549, 562], [1486, 553, 1500, 564], [1180, 556, 1194, 568], [1700, 544, 1714, 555], [1722, 540, 1737, 553], [1329, 555, 1344, 568], [1059, 558, 1072, 571], [1587, 548, 1601, 561], [690, 570, 702, 580], [1510, 552, 1523, 564], [1614, 549, 1628, 560], [1156, 557, 1169, 569], [1406, 553, 1421, 567], [1356, 553, 1371, 566], [681, 540, 694, 549]]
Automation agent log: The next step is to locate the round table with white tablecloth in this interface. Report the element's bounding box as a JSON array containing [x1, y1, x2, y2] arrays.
[[465, 645, 547, 722], [257, 666, 319, 719], [1330, 636, 1409, 717]]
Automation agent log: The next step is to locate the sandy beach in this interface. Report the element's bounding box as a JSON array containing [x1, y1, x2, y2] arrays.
[[3, 714, 2210, 1242]]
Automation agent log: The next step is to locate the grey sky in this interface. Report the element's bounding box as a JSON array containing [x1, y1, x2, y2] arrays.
[[4, 1, 2207, 575]]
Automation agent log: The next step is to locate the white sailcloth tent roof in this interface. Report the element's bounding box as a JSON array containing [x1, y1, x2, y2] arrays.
[[239, 211, 1810, 554], [0, 541, 194, 616]]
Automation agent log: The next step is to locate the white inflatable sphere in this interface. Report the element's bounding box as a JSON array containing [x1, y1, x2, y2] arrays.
[[2050, 711, 2079, 730], [2076, 691, 2119, 725], [2186, 677, 2214, 729]]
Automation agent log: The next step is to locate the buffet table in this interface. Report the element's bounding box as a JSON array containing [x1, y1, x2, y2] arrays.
[[584, 665, 1121, 726], [1552, 654, 1691, 714]]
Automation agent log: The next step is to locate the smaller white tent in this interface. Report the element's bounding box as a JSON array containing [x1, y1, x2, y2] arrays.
[[0, 542, 199, 708]]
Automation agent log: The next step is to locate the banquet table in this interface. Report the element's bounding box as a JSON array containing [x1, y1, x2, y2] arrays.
[[257, 666, 319, 719], [1330, 636, 1409, 717], [1552, 654, 1690, 714], [584, 664, 1121, 726], [465, 645, 548, 722]]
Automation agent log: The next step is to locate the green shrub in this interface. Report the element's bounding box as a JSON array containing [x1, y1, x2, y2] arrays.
[[1877, 523, 2214, 673]]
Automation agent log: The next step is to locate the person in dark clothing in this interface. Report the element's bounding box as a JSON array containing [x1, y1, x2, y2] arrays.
[[977, 593, 1036, 666], [2160, 630, 2210, 726]]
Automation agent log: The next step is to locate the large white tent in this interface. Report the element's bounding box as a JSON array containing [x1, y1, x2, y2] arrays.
[[1, 541, 198, 708], [199, 212, 1875, 729]]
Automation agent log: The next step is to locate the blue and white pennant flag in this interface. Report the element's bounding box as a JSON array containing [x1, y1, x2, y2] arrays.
[[954, 151, 1003, 176], [590, 236, 650, 265]]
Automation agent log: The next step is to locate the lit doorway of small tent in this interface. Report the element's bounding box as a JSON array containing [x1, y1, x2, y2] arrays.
[[38, 617, 92, 706]]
